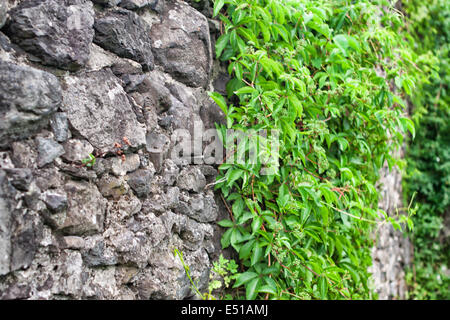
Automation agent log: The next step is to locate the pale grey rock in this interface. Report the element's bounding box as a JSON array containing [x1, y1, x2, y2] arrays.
[[108, 154, 141, 177], [97, 174, 129, 199], [92, 0, 122, 7], [127, 169, 154, 198], [177, 166, 206, 193], [120, 0, 161, 11], [3, 168, 33, 192], [50, 113, 70, 143], [42, 190, 68, 213], [161, 159, 179, 186], [0, 61, 62, 148], [6, 0, 95, 71], [0, 171, 12, 275], [82, 240, 117, 267], [61, 69, 146, 154], [146, 132, 170, 171], [36, 137, 65, 168], [62, 236, 85, 249], [94, 8, 154, 71], [0, 152, 14, 170], [151, 0, 212, 88], [59, 180, 107, 235], [0, 1, 7, 29], [62, 139, 94, 162]]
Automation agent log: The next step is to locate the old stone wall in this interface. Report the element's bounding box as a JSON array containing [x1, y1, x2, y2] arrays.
[[370, 149, 412, 300], [0, 0, 231, 299]]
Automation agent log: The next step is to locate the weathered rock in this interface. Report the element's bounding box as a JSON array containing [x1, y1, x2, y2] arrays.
[[94, 8, 154, 71], [42, 190, 68, 213], [146, 132, 170, 171], [36, 137, 65, 168], [120, 0, 161, 11], [62, 236, 85, 249], [92, 0, 122, 6], [60, 180, 107, 235], [135, 74, 172, 114], [177, 191, 218, 223], [108, 154, 141, 177], [62, 139, 94, 163], [82, 240, 117, 267], [50, 113, 70, 143], [10, 210, 43, 272], [0, 1, 7, 29], [61, 69, 146, 154], [177, 167, 206, 193], [127, 169, 155, 198], [6, 0, 95, 71], [97, 174, 129, 199], [0, 171, 12, 275], [151, 0, 212, 88], [0, 61, 62, 148], [161, 159, 179, 186], [11, 141, 38, 169], [4, 168, 33, 192]]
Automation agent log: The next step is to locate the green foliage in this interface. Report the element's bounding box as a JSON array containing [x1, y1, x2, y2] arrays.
[[211, 0, 422, 299], [208, 255, 240, 299], [81, 153, 96, 168], [402, 0, 450, 300]]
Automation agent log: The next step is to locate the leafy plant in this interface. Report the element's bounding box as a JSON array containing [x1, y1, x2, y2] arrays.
[[402, 0, 450, 300], [210, 0, 426, 300], [81, 153, 96, 168]]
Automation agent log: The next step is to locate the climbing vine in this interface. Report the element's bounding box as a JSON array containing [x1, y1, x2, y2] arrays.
[[209, 0, 429, 299], [402, 0, 450, 300]]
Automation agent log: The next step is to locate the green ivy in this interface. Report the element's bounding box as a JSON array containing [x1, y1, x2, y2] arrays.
[[402, 0, 450, 300], [210, 0, 426, 300]]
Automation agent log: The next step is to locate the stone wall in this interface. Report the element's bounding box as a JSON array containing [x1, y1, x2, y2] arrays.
[[369, 149, 412, 300], [0, 0, 231, 299]]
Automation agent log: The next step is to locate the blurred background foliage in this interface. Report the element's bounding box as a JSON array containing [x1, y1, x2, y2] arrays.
[[402, 0, 450, 300]]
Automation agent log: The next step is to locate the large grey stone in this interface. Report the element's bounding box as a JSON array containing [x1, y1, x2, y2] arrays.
[[151, 0, 212, 88], [36, 137, 65, 168], [0, 61, 62, 148], [120, 0, 162, 11], [50, 113, 70, 143], [127, 169, 154, 198], [94, 8, 154, 71], [92, 0, 122, 6], [61, 69, 146, 154], [0, 1, 7, 29], [176, 166, 206, 193], [0, 171, 12, 275], [62, 139, 94, 162], [6, 0, 95, 71], [60, 180, 107, 235]]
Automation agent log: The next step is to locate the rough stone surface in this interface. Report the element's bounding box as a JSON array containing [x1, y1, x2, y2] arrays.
[[120, 0, 161, 11], [0, 1, 7, 29], [5, 0, 95, 71], [61, 69, 146, 154], [150, 0, 212, 88], [370, 148, 412, 300], [0, 0, 252, 300], [50, 113, 71, 143], [94, 8, 154, 71], [0, 61, 62, 148], [36, 137, 65, 168]]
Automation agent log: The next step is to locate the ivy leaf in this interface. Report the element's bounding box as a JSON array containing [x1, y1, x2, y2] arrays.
[[215, 33, 230, 58], [319, 276, 328, 299], [233, 271, 258, 288], [218, 219, 235, 228], [208, 91, 228, 115], [213, 0, 225, 17], [245, 277, 261, 300]]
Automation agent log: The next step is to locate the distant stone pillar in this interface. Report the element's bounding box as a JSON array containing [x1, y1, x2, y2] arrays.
[[369, 147, 412, 299]]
